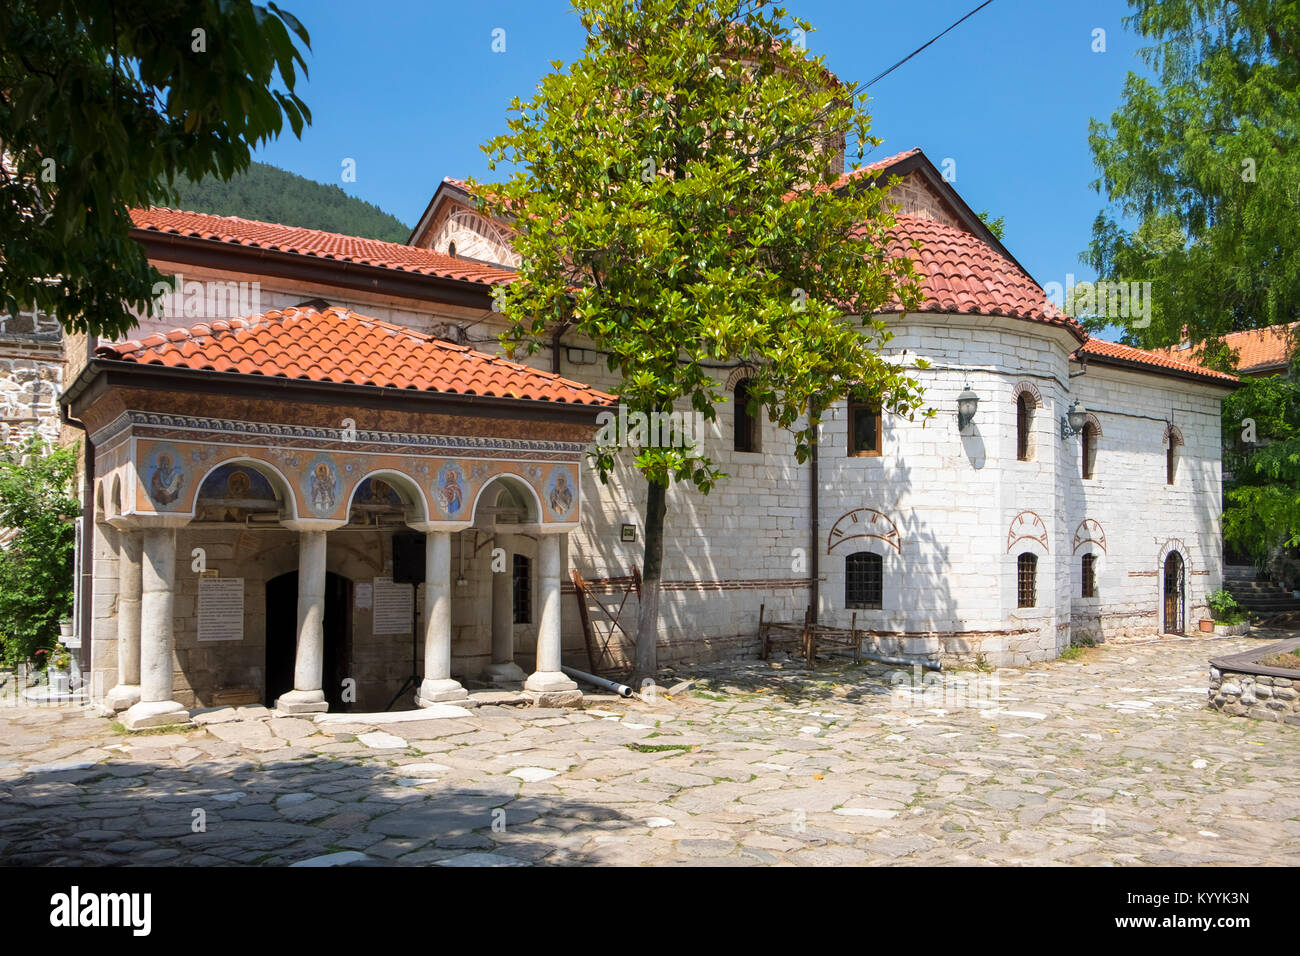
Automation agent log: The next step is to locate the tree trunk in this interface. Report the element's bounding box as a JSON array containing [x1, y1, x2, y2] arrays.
[[633, 478, 667, 687]]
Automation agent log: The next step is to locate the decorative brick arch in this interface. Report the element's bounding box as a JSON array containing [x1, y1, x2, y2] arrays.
[[1012, 381, 1043, 408], [724, 365, 758, 392], [1083, 412, 1103, 437], [1072, 518, 1106, 553], [827, 507, 901, 553], [1156, 537, 1191, 572], [1164, 423, 1184, 447], [1006, 510, 1049, 553]]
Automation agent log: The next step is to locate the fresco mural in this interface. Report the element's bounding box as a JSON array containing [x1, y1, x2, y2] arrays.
[[300, 454, 341, 519], [546, 465, 575, 520], [143, 443, 186, 511], [124, 435, 578, 524], [195, 464, 280, 521], [434, 461, 468, 518]]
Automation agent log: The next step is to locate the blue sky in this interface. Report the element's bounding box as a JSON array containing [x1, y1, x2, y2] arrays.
[[254, 0, 1146, 289]]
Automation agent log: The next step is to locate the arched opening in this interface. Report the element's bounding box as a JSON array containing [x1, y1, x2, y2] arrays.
[[733, 379, 760, 453], [1165, 425, 1183, 486], [1017, 552, 1038, 608], [471, 473, 542, 527], [111, 475, 122, 517], [265, 570, 353, 710], [1163, 551, 1185, 634], [1016, 394, 1034, 461], [194, 460, 289, 523], [347, 471, 426, 527], [1081, 422, 1098, 479], [845, 551, 883, 609], [94, 481, 105, 521]]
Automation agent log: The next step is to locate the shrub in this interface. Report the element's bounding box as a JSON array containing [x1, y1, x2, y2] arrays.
[[0, 437, 79, 665], [1207, 589, 1248, 625]]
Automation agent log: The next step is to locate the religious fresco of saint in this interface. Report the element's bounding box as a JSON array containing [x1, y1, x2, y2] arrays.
[[143, 442, 186, 511], [434, 461, 468, 518], [299, 454, 341, 518], [546, 465, 575, 520]]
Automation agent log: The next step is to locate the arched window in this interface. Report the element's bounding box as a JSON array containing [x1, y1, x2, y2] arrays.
[[1081, 553, 1097, 598], [1081, 421, 1097, 479], [845, 551, 883, 609], [1017, 552, 1037, 608], [1016, 393, 1033, 461], [447, 241, 457, 257], [512, 554, 531, 624], [733, 380, 759, 453]]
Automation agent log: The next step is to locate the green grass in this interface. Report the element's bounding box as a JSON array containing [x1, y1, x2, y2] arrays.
[[110, 720, 194, 736], [625, 743, 693, 753], [1058, 646, 1087, 662]]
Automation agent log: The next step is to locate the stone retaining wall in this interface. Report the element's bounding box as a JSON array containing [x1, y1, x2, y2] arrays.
[[1208, 666, 1300, 723]]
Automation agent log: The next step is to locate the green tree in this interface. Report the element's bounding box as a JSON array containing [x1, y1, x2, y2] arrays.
[[1221, 371, 1300, 565], [0, 0, 311, 339], [0, 437, 79, 666], [479, 0, 932, 681], [1085, 0, 1300, 350]]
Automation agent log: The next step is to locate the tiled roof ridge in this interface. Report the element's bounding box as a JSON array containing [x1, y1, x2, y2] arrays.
[[1077, 336, 1239, 384], [95, 305, 616, 404]]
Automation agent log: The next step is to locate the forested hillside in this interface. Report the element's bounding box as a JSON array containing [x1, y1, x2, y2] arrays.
[[172, 162, 410, 243]]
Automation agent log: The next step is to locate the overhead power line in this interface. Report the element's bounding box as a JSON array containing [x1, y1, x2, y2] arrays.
[[862, 0, 997, 90]]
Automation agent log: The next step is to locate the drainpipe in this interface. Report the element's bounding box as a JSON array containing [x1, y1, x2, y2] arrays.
[[60, 333, 97, 677], [809, 402, 820, 624]]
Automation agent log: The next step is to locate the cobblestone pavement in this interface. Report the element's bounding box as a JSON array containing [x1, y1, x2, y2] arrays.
[[2, 635, 1299, 866]]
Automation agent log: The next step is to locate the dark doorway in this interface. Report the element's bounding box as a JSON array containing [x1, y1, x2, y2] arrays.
[[265, 571, 353, 710], [1162, 552, 1185, 634]]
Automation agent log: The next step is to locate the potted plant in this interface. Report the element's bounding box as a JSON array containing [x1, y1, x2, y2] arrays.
[[1207, 589, 1250, 636], [46, 643, 71, 695]]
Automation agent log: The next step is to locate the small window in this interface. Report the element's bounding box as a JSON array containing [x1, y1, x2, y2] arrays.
[[1081, 553, 1097, 598], [447, 241, 457, 257], [845, 551, 883, 609], [733, 380, 759, 453], [1081, 422, 1097, 479], [1017, 553, 1037, 608], [849, 401, 882, 457], [1166, 443, 1177, 485], [512, 554, 531, 624], [1016, 394, 1033, 461]]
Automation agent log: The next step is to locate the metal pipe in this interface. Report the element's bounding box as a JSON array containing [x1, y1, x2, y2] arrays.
[[561, 665, 633, 698]]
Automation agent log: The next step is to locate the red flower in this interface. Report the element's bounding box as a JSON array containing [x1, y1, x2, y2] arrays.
[[34, 649, 47, 656]]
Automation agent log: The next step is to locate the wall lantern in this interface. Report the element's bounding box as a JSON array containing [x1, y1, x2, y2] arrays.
[[956, 383, 980, 431], [1060, 400, 1088, 439]]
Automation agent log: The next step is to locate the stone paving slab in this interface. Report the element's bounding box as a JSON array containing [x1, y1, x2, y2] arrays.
[[2, 636, 1300, 866]]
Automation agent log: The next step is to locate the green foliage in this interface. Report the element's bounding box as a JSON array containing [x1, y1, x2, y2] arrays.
[[173, 162, 410, 243], [1207, 588, 1247, 624], [0, 437, 79, 665], [1084, 0, 1300, 349], [976, 209, 1006, 241], [0, 0, 312, 339], [480, 0, 932, 494], [1221, 375, 1300, 563]]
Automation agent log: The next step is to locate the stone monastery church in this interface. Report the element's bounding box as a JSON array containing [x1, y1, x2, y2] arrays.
[[36, 144, 1237, 727]]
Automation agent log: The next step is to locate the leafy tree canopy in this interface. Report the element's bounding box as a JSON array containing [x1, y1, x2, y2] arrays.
[[1085, 0, 1300, 351], [0, 0, 311, 339], [477, 0, 932, 677]]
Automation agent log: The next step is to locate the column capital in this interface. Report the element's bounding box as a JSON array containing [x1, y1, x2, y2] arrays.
[[405, 520, 472, 533], [281, 518, 347, 533]]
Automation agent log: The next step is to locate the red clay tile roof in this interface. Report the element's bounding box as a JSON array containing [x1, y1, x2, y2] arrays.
[[95, 306, 615, 405], [131, 208, 517, 286], [832, 148, 922, 190], [879, 215, 1086, 341], [1152, 322, 1297, 376], [1076, 337, 1239, 385]]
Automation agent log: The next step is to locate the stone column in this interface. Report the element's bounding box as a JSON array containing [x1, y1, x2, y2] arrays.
[[524, 533, 578, 702], [276, 529, 330, 714], [121, 526, 188, 729], [417, 530, 467, 704], [105, 526, 142, 711], [483, 533, 526, 684]]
